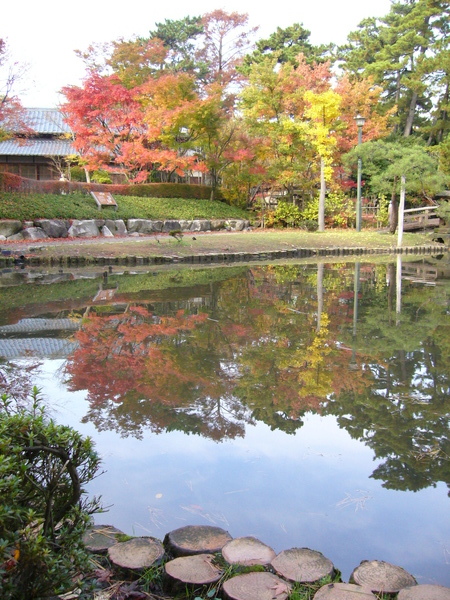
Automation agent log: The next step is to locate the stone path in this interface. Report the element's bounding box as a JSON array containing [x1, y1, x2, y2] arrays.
[[81, 524, 450, 600]]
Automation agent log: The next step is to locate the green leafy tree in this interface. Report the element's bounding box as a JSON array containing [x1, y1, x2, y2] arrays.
[[344, 138, 448, 231]]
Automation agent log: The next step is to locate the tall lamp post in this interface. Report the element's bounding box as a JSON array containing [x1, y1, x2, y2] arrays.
[[354, 114, 366, 232]]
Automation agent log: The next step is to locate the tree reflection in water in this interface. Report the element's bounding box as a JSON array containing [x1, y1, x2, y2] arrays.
[[61, 262, 449, 495]]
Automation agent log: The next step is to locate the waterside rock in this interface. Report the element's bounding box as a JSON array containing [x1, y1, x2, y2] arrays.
[[350, 560, 417, 594], [107, 536, 164, 571], [164, 525, 232, 557]]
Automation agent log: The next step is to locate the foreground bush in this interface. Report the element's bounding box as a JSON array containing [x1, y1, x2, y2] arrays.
[[0, 389, 102, 600]]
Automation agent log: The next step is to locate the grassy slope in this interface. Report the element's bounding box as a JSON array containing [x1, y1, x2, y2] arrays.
[[0, 192, 250, 221]]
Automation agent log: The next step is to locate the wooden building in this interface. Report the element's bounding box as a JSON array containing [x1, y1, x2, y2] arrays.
[[0, 108, 75, 180]]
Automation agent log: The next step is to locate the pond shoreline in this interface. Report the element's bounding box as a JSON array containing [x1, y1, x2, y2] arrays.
[[1, 240, 448, 268]]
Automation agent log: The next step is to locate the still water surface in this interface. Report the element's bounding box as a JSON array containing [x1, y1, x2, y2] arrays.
[[1, 258, 449, 584]]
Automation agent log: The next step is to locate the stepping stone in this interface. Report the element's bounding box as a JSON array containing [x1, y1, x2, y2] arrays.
[[82, 524, 124, 553], [271, 548, 335, 583], [222, 536, 276, 566], [107, 536, 164, 571], [164, 553, 223, 590], [350, 560, 417, 594], [314, 582, 377, 599], [222, 572, 291, 600], [164, 525, 232, 557], [398, 584, 450, 600]]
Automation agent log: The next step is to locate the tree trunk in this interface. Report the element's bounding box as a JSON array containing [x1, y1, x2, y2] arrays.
[[397, 175, 406, 246], [389, 182, 398, 235], [403, 91, 418, 137], [316, 263, 324, 333], [318, 157, 326, 232]]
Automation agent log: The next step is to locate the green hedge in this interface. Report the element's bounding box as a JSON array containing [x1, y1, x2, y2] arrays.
[[0, 173, 225, 201]]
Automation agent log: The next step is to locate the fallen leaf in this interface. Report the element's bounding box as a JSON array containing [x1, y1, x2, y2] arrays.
[[270, 581, 290, 597]]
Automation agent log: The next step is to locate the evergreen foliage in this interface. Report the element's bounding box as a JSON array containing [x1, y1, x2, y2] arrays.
[[0, 389, 102, 599]]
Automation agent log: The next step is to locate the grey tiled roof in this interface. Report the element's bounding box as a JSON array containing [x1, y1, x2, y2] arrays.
[[23, 108, 72, 134], [0, 318, 80, 334], [0, 338, 78, 359], [0, 138, 76, 156]]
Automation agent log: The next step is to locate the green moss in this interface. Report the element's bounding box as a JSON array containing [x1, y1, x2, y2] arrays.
[[115, 533, 134, 543]]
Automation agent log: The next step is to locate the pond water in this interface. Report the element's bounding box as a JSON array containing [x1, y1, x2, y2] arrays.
[[1, 257, 449, 585]]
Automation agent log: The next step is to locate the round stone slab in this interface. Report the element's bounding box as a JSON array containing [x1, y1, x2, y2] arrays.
[[108, 536, 164, 570], [314, 582, 377, 599], [164, 525, 232, 557], [222, 536, 276, 566], [350, 560, 417, 594], [82, 524, 125, 553], [222, 572, 291, 600], [271, 547, 335, 583], [165, 553, 223, 586], [398, 584, 450, 600]]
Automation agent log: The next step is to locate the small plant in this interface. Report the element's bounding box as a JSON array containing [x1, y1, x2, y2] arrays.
[[288, 572, 342, 600], [169, 229, 184, 242], [138, 562, 165, 594], [301, 219, 319, 232], [376, 195, 390, 227]]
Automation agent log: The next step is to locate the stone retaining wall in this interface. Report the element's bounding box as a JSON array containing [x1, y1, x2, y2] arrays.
[[0, 217, 250, 242], [0, 243, 447, 269]]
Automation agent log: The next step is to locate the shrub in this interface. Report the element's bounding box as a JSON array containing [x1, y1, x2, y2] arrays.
[[376, 195, 390, 227], [69, 166, 87, 182], [437, 200, 450, 226], [301, 219, 318, 232], [0, 173, 22, 192], [301, 193, 354, 228], [264, 201, 303, 228], [0, 389, 102, 600], [91, 170, 112, 184]]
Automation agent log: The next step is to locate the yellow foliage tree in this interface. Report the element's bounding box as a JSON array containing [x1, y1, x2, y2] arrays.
[[303, 90, 342, 231]]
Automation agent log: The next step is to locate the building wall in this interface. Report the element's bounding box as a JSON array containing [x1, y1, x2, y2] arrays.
[[0, 158, 58, 180]]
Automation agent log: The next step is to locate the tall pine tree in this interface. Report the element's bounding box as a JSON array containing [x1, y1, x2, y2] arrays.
[[339, 0, 450, 141]]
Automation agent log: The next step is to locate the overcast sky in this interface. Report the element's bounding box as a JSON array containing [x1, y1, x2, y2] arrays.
[[4, 0, 392, 107]]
